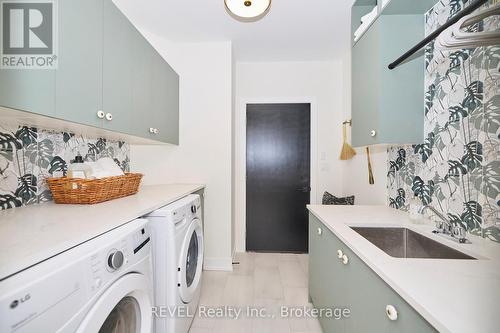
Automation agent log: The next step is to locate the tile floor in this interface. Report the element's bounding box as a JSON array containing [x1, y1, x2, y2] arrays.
[[190, 252, 323, 333]]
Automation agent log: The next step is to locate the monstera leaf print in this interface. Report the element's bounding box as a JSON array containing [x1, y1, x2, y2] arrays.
[[0, 194, 22, 209], [24, 139, 54, 169], [463, 81, 483, 112], [484, 45, 500, 69], [425, 42, 435, 71], [96, 138, 107, 152], [389, 189, 406, 209], [15, 174, 37, 203], [460, 201, 482, 231], [412, 177, 434, 205], [448, 160, 468, 177], [425, 84, 436, 116], [471, 96, 500, 134], [447, 213, 464, 229], [14, 126, 37, 146], [449, 0, 467, 17], [447, 50, 471, 75], [470, 161, 500, 200], [483, 226, 500, 242], [414, 133, 434, 163], [38, 190, 52, 203], [62, 132, 75, 143], [48, 156, 68, 175], [448, 105, 468, 123], [0, 132, 22, 161], [87, 143, 100, 160], [461, 141, 483, 172]]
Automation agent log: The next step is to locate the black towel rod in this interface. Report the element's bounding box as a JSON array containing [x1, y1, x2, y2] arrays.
[[388, 0, 488, 70]]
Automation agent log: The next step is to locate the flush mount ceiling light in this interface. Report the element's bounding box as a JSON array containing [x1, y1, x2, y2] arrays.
[[224, 0, 271, 20]]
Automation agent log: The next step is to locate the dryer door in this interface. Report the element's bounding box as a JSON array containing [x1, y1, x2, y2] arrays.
[[178, 218, 204, 303], [76, 273, 152, 333]]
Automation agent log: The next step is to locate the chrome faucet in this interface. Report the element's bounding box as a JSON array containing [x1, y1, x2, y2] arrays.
[[418, 205, 470, 244]]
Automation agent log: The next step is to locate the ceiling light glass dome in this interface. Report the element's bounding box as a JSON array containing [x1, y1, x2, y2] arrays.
[[225, 0, 271, 19]]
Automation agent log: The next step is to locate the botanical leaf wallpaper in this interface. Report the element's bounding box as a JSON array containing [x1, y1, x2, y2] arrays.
[[0, 124, 130, 210], [387, 0, 500, 243]]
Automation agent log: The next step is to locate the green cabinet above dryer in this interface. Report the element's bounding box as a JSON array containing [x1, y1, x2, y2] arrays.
[[350, 0, 437, 147], [0, 0, 179, 145]]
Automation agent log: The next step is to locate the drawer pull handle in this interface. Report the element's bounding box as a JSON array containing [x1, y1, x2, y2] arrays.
[[337, 249, 343, 259], [386, 305, 398, 321], [342, 254, 349, 265], [370, 130, 377, 137], [105, 113, 113, 121], [97, 110, 105, 119], [317, 227, 322, 236]]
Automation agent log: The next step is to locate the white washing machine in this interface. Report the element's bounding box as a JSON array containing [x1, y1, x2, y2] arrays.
[[146, 194, 204, 333], [0, 218, 154, 333]]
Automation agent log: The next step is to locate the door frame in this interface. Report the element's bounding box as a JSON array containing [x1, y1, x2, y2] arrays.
[[235, 97, 318, 253]]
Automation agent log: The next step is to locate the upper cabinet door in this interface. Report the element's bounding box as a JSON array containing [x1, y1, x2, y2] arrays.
[[130, 27, 155, 140], [0, 67, 55, 117], [55, 0, 103, 127], [351, 19, 380, 147], [151, 50, 179, 144], [102, 0, 133, 133]]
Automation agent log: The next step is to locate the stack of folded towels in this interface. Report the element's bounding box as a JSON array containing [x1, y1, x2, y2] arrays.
[[354, 6, 378, 42], [85, 157, 125, 179]]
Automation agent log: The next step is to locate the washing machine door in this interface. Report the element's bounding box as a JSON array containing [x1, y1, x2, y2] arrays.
[[76, 273, 152, 333], [178, 218, 204, 304]]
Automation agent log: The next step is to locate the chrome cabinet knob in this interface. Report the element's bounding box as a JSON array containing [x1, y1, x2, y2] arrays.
[[149, 127, 155, 134], [105, 113, 113, 121], [370, 130, 377, 137], [97, 110, 105, 119], [317, 227, 322, 236], [386, 305, 398, 321], [153, 128, 159, 134], [337, 249, 343, 259]]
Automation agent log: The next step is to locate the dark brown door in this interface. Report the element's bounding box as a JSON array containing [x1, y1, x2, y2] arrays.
[[246, 103, 311, 252]]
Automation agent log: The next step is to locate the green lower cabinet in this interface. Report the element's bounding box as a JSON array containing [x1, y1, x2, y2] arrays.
[[309, 214, 437, 333]]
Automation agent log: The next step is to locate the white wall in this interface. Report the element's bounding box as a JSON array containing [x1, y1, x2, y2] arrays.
[[130, 33, 234, 270], [234, 61, 345, 252]]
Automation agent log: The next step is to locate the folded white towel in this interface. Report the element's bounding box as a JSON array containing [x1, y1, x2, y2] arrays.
[[354, 6, 378, 42], [85, 157, 124, 179]]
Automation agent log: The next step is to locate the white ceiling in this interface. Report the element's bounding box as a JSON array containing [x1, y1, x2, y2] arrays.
[[114, 0, 354, 62]]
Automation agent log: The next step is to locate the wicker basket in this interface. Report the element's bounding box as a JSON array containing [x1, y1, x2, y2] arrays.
[[46, 173, 143, 205]]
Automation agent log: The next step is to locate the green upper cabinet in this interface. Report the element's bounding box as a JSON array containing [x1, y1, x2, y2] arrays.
[[56, 0, 103, 127], [351, 0, 437, 147], [129, 26, 179, 144], [102, 0, 134, 133], [0, 0, 179, 144]]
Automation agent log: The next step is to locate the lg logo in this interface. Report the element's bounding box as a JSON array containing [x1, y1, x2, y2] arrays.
[[9, 294, 30, 309], [1, 0, 57, 69]]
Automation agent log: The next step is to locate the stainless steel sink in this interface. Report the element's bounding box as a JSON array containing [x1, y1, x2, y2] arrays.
[[350, 227, 476, 260]]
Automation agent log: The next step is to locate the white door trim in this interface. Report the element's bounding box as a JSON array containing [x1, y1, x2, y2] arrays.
[[234, 97, 318, 253]]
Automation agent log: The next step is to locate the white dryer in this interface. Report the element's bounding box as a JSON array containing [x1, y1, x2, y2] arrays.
[[0, 218, 154, 333], [146, 194, 204, 333]]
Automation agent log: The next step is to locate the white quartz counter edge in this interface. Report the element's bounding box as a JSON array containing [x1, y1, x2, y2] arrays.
[[307, 205, 500, 333], [0, 184, 204, 281]]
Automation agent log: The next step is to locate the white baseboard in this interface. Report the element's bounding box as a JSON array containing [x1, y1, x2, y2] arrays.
[[203, 257, 233, 271]]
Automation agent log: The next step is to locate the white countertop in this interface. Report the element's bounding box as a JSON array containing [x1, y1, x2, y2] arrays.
[[307, 205, 500, 333], [0, 184, 204, 281]]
